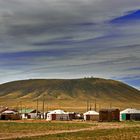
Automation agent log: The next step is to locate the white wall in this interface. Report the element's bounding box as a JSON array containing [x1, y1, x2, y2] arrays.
[[21, 113, 37, 119], [47, 114, 69, 121]]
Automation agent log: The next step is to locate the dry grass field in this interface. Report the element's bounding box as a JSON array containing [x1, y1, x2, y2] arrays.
[[0, 121, 140, 140], [20, 126, 140, 140], [0, 121, 93, 139], [0, 98, 140, 113]]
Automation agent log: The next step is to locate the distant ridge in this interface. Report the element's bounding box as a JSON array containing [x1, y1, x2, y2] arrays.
[[0, 78, 139, 103]]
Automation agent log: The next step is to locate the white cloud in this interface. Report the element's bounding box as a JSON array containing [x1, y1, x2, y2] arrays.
[[0, 0, 140, 88]]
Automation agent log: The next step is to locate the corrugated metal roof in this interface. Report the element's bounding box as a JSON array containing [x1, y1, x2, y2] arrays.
[[120, 108, 140, 114], [19, 109, 35, 114]]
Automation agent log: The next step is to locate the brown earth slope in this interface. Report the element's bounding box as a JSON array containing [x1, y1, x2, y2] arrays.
[[0, 78, 139, 111]]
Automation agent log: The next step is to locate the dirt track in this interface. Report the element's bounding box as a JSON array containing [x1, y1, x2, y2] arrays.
[[1, 122, 139, 140]]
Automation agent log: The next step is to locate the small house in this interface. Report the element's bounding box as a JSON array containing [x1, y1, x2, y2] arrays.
[[84, 110, 99, 121], [75, 113, 83, 119], [1, 109, 20, 120], [99, 109, 120, 122], [19, 109, 40, 119], [120, 108, 140, 121], [46, 110, 69, 121], [67, 112, 76, 120]]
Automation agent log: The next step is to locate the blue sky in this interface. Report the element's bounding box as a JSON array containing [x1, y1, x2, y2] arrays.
[[0, 0, 140, 89]]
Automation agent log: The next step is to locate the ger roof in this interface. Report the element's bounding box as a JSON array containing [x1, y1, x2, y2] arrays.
[[84, 110, 99, 115], [2, 110, 17, 114], [120, 108, 140, 114], [48, 110, 68, 115]]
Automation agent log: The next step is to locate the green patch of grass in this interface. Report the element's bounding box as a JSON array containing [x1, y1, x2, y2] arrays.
[[0, 121, 92, 133], [18, 127, 140, 140], [122, 120, 140, 125]]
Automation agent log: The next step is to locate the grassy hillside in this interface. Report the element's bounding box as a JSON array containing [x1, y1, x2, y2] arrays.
[[0, 78, 139, 111]]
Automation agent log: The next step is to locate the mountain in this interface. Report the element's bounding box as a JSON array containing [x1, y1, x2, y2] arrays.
[[0, 78, 139, 111], [0, 78, 139, 100]]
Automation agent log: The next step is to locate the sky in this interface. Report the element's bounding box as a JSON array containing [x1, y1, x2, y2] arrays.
[[0, 0, 140, 89]]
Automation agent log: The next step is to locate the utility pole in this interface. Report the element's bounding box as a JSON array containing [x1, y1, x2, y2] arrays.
[[16, 102, 19, 111], [99, 104, 101, 111], [20, 101, 22, 114], [87, 100, 89, 111], [19, 101, 23, 119], [36, 98, 38, 119], [47, 105, 48, 113], [94, 99, 97, 111], [110, 102, 112, 109], [89, 102, 92, 111], [42, 95, 45, 119]]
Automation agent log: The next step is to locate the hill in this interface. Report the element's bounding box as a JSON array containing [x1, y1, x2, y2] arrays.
[[0, 78, 139, 111]]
